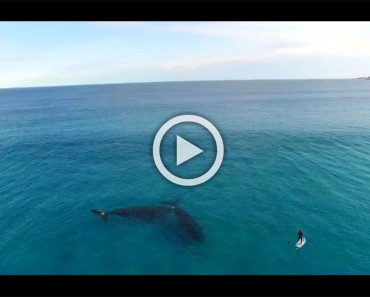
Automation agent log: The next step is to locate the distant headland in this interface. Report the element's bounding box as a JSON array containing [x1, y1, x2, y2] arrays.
[[357, 76, 370, 80]]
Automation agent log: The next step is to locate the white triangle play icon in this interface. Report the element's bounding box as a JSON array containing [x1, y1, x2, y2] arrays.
[[176, 135, 203, 166]]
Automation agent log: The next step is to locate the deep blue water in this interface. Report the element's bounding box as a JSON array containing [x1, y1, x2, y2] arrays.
[[1, 79, 370, 274]]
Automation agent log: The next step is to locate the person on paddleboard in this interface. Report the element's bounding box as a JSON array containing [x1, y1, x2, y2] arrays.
[[297, 228, 303, 244]]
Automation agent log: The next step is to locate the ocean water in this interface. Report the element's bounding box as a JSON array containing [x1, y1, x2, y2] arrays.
[[1, 79, 370, 275]]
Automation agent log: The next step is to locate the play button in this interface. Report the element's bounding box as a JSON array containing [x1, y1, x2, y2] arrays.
[[176, 136, 203, 166], [153, 115, 224, 186]]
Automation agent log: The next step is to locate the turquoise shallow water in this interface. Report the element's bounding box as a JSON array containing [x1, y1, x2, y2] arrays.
[[1, 79, 370, 274]]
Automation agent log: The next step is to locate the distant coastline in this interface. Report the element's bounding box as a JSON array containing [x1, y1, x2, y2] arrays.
[[0, 78, 365, 91]]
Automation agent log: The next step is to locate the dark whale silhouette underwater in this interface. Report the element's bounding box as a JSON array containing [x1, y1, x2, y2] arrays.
[[90, 199, 204, 242]]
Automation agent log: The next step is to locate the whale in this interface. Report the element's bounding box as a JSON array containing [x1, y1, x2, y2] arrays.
[[90, 199, 181, 222], [90, 199, 205, 242], [90, 205, 176, 222]]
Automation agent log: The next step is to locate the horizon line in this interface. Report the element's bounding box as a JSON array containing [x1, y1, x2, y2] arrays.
[[0, 77, 362, 91]]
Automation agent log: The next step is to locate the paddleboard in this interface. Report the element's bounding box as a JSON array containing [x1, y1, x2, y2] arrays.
[[296, 237, 306, 249]]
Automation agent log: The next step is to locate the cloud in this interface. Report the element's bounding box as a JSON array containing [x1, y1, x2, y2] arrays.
[[89, 21, 144, 28], [87, 22, 370, 60], [164, 53, 272, 71], [161, 22, 370, 57], [153, 22, 370, 75], [161, 22, 288, 39]]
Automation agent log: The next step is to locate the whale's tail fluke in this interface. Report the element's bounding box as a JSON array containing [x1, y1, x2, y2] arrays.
[[90, 209, 109, 222]]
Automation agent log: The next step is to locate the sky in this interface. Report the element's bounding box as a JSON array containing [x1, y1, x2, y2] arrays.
[[1, 21, 370, 88]]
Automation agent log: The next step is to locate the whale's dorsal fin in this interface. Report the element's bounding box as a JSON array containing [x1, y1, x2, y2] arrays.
[[160, 198, 181, 207]]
